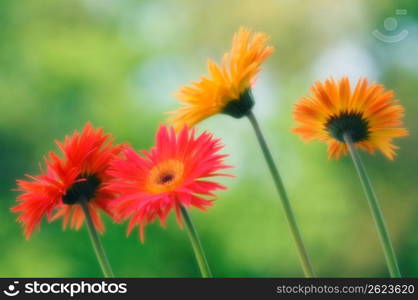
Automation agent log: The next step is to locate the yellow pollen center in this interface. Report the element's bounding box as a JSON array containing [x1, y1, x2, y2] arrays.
[[146, 159, 185, 194]]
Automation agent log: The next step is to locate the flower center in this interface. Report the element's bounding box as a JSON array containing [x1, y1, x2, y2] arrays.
[[147, 159, 185, 194], [159, 173, 175, 184], [62, 174, 101, 205], [326, 112, 370, 143]]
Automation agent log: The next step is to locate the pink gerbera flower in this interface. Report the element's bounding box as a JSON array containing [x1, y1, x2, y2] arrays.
[[12, 123, 124, 238], [107, 125, 232, 241]]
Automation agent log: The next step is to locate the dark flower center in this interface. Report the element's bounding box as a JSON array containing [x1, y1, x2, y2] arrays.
[[158, 173, 175, 185], [222, 89, 255, 118], [326, 112, 370, 143], [62, 174, 101, 205]]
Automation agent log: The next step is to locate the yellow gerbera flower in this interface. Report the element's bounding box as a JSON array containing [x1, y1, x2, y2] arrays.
[[169, 27, 316, 277], [168, 27, 274, 128], [293, 77, 408, 160]]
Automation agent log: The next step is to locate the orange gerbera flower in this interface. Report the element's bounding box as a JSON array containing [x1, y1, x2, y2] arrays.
[[169, 27, 274, 128], [107, 125, 232, 241], [293, 77, 408, 160], [12, 123, 124, 238]]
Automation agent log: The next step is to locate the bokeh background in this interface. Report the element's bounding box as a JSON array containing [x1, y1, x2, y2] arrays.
[[1, 0, 417, 277]]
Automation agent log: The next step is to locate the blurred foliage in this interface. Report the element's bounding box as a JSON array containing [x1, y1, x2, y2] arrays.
[[1, 0, 417, 277]]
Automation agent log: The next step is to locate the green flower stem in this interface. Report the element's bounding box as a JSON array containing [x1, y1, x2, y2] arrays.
[[343, 133, 401, 278], [80, 200, 114, 278], [180, 205, 212, 278], [246, 110, 315, 278]]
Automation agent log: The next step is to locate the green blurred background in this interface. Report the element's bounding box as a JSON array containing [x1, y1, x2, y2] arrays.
[[1, 0, 417, 277]]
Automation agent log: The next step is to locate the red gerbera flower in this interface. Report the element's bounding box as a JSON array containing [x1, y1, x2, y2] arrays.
[[12, 123, 124, 239], [107, 125, 232, 241]]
